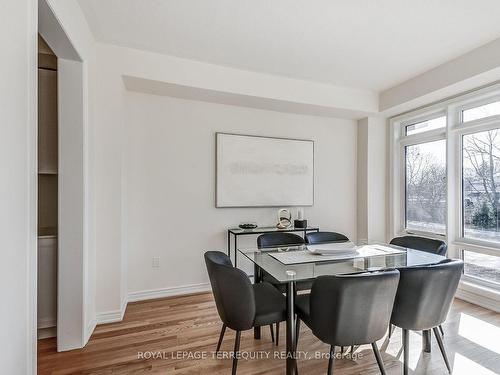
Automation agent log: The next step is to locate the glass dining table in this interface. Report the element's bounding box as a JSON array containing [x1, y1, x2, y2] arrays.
[[238, 242, 447, 375]]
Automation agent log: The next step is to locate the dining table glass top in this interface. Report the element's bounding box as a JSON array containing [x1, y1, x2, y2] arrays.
[[238, 242, 447, 283]]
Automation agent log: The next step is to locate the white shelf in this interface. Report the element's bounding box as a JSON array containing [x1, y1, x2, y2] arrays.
[[38, 170, 58, 175]]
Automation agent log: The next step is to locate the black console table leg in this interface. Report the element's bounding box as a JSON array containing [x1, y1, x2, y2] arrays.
[[234, 236, 238, 267]]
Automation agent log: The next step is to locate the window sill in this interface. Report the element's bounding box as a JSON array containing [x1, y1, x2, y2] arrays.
[[400, 229, 446, 240], [456, 279, 500, 313], [453, 239, 500, 252]]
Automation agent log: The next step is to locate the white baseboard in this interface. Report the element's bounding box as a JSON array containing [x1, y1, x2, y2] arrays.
[[95, 283, 210, 326], [38, 326, 57, 340], [38, 317, 56, 329], [456, 281, 500, 313], [85, 318, 97, 343], [128, 282, 211, 302], [96, 298, 128, 324]]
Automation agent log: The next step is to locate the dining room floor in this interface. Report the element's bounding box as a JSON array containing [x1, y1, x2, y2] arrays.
[[38, 292, 500, 375]]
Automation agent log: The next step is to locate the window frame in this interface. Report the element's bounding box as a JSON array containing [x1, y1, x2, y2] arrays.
[[402, 112, 447, 137], [391, 108, 448, 240], [459, 94, 500, 124], [390, 83, 500, 293], [456, 242, 500, 288]]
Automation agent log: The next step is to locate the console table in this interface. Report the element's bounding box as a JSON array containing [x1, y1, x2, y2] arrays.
[[227, 226, 319, 267]]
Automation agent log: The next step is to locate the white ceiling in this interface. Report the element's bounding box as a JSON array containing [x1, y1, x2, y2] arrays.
[[78, 0, 500, 92]]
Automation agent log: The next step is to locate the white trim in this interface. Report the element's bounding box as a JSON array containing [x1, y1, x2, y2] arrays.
[[37, 318, 56, 330], [400, 229, 446, 240], [399, 128, 446, 147], [454, 240, 500, 254], [459, 93, 500, 123], [93, 283, 211, 328], [85, 318, 97, 343], [38, 326, 57, 340], [128, 283, 211, 303], [456, 280, 500, 313], [96, 298, 128, 324], [28, 0, 38, 374]]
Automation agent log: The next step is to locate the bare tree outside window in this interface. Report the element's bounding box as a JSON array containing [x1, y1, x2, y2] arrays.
[[405, 140, 446, 234], [463, 129, 500, 241]]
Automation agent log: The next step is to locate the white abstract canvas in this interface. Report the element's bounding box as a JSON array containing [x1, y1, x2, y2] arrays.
[[216, 133, 314, 207]]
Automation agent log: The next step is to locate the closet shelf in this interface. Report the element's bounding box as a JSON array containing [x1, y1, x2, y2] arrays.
[[38, 170, 58, 175], [38, 227, 57, 238]]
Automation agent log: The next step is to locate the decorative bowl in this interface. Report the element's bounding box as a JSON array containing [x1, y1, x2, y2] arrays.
[[239, 222, 258, 230]]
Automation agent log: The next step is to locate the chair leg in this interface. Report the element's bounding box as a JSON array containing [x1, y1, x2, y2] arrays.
[[340, 346, 345, 356], [216, 324, 226, 353], [439, 324, 445, 337], [232, 331, 241, 375], [327, 345, 335, 375], [269, 324, 275, 343], [276, 322, 280, 346], [296, 318, 301, 345], [350, 346, 355, 354], [371, 342, 387, 375], [402, 329, 409, 375], [433, 327, 452, 373], [423, 329, 432, 353]]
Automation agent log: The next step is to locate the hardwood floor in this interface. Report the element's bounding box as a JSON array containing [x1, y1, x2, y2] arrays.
[[38, 293, 500, 375]]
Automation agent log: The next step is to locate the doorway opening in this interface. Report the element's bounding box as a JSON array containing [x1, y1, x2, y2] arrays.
[[37, 0, 89, 353], [37, 34, 58, 340]]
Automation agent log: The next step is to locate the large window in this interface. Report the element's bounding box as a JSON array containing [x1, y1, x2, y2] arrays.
[[392, 89, 500, 293], [463, 129, 500, 241], [405, 140, 446, 234]]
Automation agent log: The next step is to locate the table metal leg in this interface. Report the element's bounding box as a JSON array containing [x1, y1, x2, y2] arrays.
[[423, 329, 431, 353], [227, 231, 231, 258], [234, 236, 238, 268], [286, 281, 297, 375]]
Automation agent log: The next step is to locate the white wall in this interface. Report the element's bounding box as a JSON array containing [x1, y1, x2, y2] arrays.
[[357, 117, 388, 243], [92, 46, 126, 316], [124, 92, 358, 295], [380, 37, 500, 115], [366, 118, 388, 242], [357, 119, 369, 242], [0, 0, 37, 373]]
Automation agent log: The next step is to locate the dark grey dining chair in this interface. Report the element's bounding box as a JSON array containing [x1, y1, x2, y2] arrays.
[[257, 232, 305, 248], [391, 259, 463, 375], [389, 235, 448, 337], [295, 270, 400, 375], [390, 235, 447, 256], [204, 251, 286, 375], [256, 233, 312, 295], [305, 231, 349, 244]]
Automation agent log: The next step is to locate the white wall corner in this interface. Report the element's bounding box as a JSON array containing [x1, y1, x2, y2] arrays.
[[356, 118, 369, 242], [357, 117, 388, 243], [96, 297, 128, 325], [84, 318, 97, 343]]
